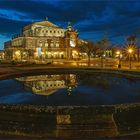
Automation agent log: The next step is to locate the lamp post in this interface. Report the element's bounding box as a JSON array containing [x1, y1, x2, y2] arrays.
[[128, 48, 133, 69], [116, 51, 121, 69], [101, 53, 105, 68]]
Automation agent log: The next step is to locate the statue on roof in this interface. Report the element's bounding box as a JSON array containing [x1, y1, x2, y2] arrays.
[[68, 22, 72, 27], [67, 21, 73, 31]]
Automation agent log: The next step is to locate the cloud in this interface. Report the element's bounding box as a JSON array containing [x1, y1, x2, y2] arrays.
[[0, 17, 30, 36], [0, 34, 10, 49], [0, 0, 140, 49], [0, 0, 108, 22]]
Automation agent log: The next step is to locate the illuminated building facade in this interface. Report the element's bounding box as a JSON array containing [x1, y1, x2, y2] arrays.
[[4, 19, 84, 61], [0, 50, 4, 60]]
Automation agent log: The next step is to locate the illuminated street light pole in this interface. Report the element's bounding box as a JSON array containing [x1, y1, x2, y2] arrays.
[[101, 54, 105, 68], [128, 49, 133, 69], [116, 51, 121, 69]]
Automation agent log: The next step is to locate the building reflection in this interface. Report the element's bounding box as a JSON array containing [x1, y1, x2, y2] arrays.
[[16, 74, 77, 96]]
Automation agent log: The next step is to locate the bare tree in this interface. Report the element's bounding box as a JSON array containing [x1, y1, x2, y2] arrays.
[[79, 40, 94, 66], [127, 35, 137, 45], [95, 37, 110, 67]]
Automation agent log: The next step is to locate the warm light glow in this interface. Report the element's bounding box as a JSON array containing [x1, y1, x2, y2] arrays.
[[15, 50, 20, 55], [54, 52, 58, 55], [72, 50, 78, 54], [60, 52, 64, 55], [128, 48, 133, 54], [116, 51, 120, 55]]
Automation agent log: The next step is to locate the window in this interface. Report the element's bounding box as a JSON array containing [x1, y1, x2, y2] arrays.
[[56, 43, 59, 47], [45, 43, 48, 47], [50, 43, 54, 47], [39, 43, 43, 47]]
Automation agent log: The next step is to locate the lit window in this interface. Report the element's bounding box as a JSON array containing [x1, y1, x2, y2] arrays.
[[39, 41, 42, 46], [50, 43, 54, 47], [56, 43, 59, 47], [45, 43, 48, 47]]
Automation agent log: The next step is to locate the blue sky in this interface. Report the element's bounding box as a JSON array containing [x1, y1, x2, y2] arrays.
[[0, 0, 140, 49]]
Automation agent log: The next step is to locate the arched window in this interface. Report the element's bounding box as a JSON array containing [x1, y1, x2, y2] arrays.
[[50, 43, 54, 47], [39, 40, 42, 47], [45, 42, 48, 47]]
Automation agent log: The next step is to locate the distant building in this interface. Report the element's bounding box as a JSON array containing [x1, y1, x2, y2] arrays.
[[4, 19, 84, 61]]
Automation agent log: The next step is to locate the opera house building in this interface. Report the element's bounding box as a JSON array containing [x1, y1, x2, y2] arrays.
[[4, 19, 85, 61]]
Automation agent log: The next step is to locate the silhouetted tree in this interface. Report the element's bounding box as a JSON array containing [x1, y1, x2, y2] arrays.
[[96, 37, 110, 67], [127, 35, 137, 45], [79, 40, 94, 66]]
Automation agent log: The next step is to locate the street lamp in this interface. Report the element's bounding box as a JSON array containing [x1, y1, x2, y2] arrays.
[[101, 53, 105, 68], [116, 51, 121, 68], [127, 48, 133, 69]]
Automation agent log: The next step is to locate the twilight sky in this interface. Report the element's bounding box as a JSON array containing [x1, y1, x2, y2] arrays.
[[0, 0, 140, 49]]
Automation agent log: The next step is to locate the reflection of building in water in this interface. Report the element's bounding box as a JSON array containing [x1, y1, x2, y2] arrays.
[[66, 74, 77, 95], [16, 74, 77, 96]]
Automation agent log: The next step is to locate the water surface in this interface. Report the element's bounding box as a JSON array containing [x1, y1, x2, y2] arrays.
[[0, 73, 140, 105]]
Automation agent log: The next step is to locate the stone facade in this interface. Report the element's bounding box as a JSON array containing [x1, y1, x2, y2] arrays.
[[0, 50, 4, 60], [4, 19, 83, 61]]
